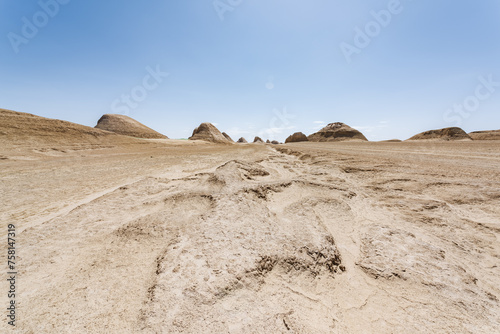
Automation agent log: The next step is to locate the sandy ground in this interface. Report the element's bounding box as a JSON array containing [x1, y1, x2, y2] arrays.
[[1, 140, 500, 333]]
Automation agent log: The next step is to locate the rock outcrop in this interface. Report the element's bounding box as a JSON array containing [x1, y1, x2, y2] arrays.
[[285, 132, 309, 143], [407, 127, 471, 141], [237, 137, 248, 143], [468, 130, 500, 141], [0, 109, 141, 148], [307, 122, 368, 142], [95, 114, 167, 139], [253, 136, 264, 143], [189, 123, 232, 144], [222, 132, 234, 142]]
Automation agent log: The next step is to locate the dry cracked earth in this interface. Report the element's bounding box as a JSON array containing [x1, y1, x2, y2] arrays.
[[1, 141, 500, 333]]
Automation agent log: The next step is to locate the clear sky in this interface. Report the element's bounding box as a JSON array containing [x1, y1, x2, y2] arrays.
[[2, 0, 500, 141]]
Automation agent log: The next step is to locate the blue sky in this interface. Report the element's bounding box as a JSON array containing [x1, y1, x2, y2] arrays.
[[1, 0, 500, 141]]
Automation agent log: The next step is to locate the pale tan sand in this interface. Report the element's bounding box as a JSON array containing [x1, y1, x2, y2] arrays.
[[1, 136, 500, 333]]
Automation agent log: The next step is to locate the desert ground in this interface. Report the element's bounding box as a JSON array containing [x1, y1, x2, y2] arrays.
[[2, 131, 500, 333]]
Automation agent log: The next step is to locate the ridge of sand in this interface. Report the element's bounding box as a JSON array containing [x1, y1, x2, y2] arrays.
[[469, 129, 500, 140], [307, 122, 368, 142], [0, 108, 112, 141], [95, 114, 168, 139], [0, 108, 145, 152], [408, 127, 472, 141]]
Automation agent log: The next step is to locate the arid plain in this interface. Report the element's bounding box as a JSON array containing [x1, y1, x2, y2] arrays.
[[1, 110, 500, 333]]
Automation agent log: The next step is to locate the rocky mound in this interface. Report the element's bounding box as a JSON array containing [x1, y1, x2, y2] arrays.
[[222, 132, 234, 142], [381, 139, 402, 143], [285, 132, 309, 143], [307, 122, 368, 142], [95, 114, 167, 139], [237, 137, 248, 143], [468, 130, 500, 140], [0, 108, 140, 149], [271, 140, 280, 145], [407, 127, 472, 141], [253, 136, 264, 143], [189, 123, 232, 144]]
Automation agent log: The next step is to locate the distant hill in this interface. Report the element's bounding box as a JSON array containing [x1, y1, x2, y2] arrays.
[[95, 114, 167, 139], [237, 137, 248, 143], [0, 108, 141, 149], [407, 127, 471, 141], [308, 123, 368, 142], [253, 136, 264, 143], [468, 130, 500, 140], [189, 123, 232, 144], [285, 132, 308, 143]]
